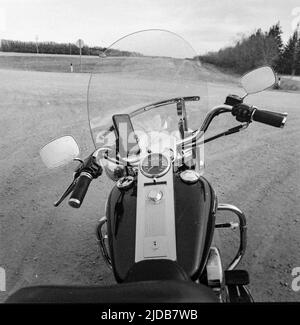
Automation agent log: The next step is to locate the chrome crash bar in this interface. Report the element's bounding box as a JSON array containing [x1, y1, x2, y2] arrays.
[[216, 203, 247, 271], [96, 216, 112, 269]]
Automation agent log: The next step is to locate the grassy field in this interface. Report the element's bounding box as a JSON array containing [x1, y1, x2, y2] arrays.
[[0, 52, 99, 73], [0, 53, 299, 302], [281, 76, 300, 91], [0, 52, 239, 83]]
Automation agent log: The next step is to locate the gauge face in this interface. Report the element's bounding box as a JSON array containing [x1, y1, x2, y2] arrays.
[[140, 153, 170, 178]]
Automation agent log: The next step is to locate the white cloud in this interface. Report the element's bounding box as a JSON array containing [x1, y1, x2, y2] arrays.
[[0, 8, 6, 32]]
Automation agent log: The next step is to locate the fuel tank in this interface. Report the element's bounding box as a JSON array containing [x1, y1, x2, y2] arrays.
[[106, 173, 217, 282]]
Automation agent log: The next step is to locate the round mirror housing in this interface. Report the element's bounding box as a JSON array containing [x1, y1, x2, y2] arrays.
[[241, 66, 276, 95], [40, 136, 79, 169]]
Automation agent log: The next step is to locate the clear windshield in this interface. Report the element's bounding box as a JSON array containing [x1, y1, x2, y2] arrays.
[[87, 29, 208, 152]]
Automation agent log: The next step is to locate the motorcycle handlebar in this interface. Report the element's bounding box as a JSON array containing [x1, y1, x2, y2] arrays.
[[68, 172, 93, 208], [252, 108, 287, 128], [90, 104, 288, 169]]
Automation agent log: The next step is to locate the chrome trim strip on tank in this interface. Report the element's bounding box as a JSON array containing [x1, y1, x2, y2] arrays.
[[135, 157, 177, 262]]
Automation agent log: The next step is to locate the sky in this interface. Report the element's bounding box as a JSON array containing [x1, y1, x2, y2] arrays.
[[0, 0, 300, 54]]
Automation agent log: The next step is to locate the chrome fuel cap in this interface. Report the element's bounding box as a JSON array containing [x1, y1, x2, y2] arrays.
[[148, 190, 163, 203], [180, 170, 200, 184]]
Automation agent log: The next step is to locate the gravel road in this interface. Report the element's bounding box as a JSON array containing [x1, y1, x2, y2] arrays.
[[0, 68, 299, 302]]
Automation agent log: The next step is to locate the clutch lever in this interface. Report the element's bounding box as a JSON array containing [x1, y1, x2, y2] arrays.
[[54, 148, 108, 207], [54, 179, 77, 207], [53, 158, 83, 207]]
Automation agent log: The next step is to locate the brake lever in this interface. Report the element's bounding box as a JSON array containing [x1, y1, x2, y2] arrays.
[[53, 159, 83, 207]]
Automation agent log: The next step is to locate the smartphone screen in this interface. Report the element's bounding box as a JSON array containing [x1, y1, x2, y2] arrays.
[[112, 114, 140, 158]]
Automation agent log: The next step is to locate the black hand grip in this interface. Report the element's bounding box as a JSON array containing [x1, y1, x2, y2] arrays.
[[69, 172, 92, 208], [252, 109, 287, 128]]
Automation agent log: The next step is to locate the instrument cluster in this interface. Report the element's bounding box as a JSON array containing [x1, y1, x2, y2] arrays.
[[140, 153, 171, 178]]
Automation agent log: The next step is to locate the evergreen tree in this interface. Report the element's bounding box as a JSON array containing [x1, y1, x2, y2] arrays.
[[267, 22, 284, 70], [279, 31, 298, 74], [268, 22, 283, 53], [294, 38, 300, 75]]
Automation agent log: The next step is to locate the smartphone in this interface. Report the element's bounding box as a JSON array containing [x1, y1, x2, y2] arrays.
[[112, 114, 140, 158]]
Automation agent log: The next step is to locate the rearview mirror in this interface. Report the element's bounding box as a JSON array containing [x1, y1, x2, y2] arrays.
[[241, 66, 276, 95], [40, 136, 79, 169]]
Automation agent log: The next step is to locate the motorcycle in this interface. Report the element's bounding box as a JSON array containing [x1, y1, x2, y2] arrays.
[[6, 30, 287, 303]]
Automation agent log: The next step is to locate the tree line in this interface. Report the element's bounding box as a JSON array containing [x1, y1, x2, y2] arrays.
[[0, 39, 138, 57], [199, 22, 300, 75]]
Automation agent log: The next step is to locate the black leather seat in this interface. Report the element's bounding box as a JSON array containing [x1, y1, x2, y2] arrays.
[[6, 260, 218, 303], [6, 280, 218, 303]]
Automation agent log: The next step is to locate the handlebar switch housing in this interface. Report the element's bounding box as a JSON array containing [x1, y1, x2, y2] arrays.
[[82, 155, 103, 179], [232, 103, 255, 123], [68, 156, 103, 208], [225, 94, 243, 106]]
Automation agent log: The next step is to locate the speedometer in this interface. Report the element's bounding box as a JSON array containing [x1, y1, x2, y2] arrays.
[[140, 153, 170, 178]]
